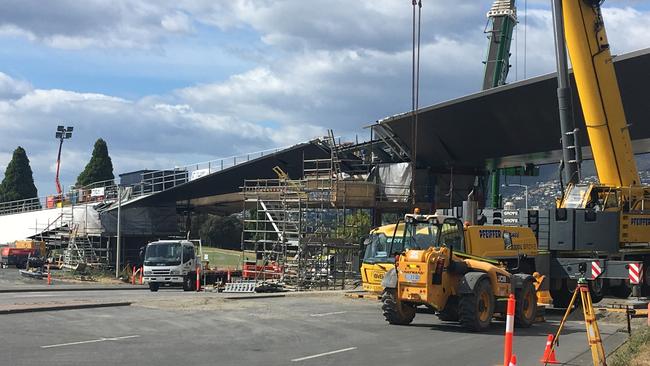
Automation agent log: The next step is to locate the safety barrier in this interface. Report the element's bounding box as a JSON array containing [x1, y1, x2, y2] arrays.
[[131, 266, 143, 285], [503, 294, 515, 366]]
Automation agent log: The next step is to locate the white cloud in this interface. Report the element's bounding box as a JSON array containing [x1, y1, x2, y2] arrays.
[[0, 72, 32, 100], [0, 85, 322, 196], [0, 0, 194, 49], [0, 1, 649, 198], [602, 7, 650, 54], [161, 11, 193, 33]]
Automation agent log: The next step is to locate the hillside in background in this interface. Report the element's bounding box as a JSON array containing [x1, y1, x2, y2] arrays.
[[500, 153, 650, 209]]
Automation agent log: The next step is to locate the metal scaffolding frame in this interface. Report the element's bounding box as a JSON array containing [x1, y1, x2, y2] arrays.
[[241, 142, 363, 290]]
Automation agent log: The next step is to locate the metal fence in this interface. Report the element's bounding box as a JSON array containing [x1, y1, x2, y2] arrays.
[[0, 145, 292, 217]]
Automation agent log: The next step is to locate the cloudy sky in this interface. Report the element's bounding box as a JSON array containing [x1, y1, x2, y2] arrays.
[[0, 0, 649, 197]]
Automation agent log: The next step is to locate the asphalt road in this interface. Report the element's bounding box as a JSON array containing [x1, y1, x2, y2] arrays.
[[0, 288, 629, 366]]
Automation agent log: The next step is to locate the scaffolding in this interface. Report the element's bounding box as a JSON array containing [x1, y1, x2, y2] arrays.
[[33, 205, 110, 269], [242, 141, 365, 290]]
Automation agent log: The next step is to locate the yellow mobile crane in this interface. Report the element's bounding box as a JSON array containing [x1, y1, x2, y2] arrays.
[[541, 0, 649, 305]]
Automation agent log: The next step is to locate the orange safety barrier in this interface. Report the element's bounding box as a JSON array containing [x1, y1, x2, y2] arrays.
[[195, 266, 201, 292], [47, 263, 51, 285], [503, 294, 515, 366], [242, 263, 282, 279]]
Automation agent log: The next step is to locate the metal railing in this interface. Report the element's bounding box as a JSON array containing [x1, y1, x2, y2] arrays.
[[0, 144, 295, 217], [0, 197, 43, 215]]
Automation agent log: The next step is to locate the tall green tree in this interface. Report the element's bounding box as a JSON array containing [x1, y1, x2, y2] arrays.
[[0, 146, 38, 202], [76, 138, 114, 187], [336, 210, 372, 243], [199, 215, 243, 249]]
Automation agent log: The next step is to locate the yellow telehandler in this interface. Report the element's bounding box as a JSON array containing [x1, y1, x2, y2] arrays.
[[362, 210, 538, 295], [380, 214, 537, 332]]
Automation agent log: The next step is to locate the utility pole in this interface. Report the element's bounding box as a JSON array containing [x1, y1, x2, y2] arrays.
[[115, 185, 122, 278], [54, 125, 73, 199]]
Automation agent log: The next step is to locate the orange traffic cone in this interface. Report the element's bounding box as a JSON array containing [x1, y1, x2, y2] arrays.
[[540, 334, 559, 364], [509, 354, 517, 366]]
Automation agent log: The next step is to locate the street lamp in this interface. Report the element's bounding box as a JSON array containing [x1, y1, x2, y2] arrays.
[[502, 183, 528, 211], [54, 125, 74, 196]]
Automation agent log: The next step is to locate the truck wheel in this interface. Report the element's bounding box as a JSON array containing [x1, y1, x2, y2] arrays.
[[437, 296, 459, 321], [588, 278, 605, 303], [149, 283, 160, 292], [183, 275, 193, 291], [381, 289, 415, 325], [609, 282, 631, 299], [550, 279, 575, 309], [515, 280, 537, 328], [16, 258, 28, 269], [459, 279, 495, 332]]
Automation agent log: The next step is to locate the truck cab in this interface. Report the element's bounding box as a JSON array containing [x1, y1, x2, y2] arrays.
[[361, 223, 405, 293], [143, 240, 197, 292]]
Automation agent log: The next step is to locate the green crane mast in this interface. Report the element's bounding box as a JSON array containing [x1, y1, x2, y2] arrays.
[[482, 0, 517, 208]]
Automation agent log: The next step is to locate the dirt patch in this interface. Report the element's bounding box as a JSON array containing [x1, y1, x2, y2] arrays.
[[559, 306, 648, 329], [133, 296, 269, 312]]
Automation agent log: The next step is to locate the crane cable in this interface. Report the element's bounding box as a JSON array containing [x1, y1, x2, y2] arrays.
[[410, 0, 422, 204]]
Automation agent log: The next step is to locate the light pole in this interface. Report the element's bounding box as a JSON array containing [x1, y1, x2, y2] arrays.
[[115, 184, 122, 278], [502, 183, 528, 211], [54, 125, 74, 198]]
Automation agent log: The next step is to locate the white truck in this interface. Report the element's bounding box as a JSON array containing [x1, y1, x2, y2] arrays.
[[143, 240, 198, 292]]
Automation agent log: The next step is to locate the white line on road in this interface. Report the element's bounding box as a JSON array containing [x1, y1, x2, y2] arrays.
[[309, 311, 347, 317], [291, 347, 357, 362], [12, 294, 63, 298], [41, 335, 140, 349]]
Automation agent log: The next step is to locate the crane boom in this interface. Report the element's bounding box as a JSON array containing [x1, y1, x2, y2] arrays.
[[482, 0, 516, 90], [562, 0, 639, 187], [484, 0, 517, 208]]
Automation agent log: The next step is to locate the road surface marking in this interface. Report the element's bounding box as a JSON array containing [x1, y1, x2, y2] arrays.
[[41, 335, 140, 349], [291, 347, 357, 362], [12, 294, 62, 298], [309, 311, 347, 317]]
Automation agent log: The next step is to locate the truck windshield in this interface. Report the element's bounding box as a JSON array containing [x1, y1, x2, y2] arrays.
[[363, 233, 403, 263], [564, 185, 590, 208], [403, 222, 438, 250], [144, 242, 182, 266]]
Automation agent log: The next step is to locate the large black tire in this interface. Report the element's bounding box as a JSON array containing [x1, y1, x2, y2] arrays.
[[609, 281, 632, 299], [381, 289, 416, 325], [16, 258, 28, 269], [588, 278, 605, 304], [149, 282, 160, 292], [183, 274, 194, 291], [550, 279, 575, 309], [515, 280, 537, 328], [437, 296, 459, 321], [459, 279, 495, 332]]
